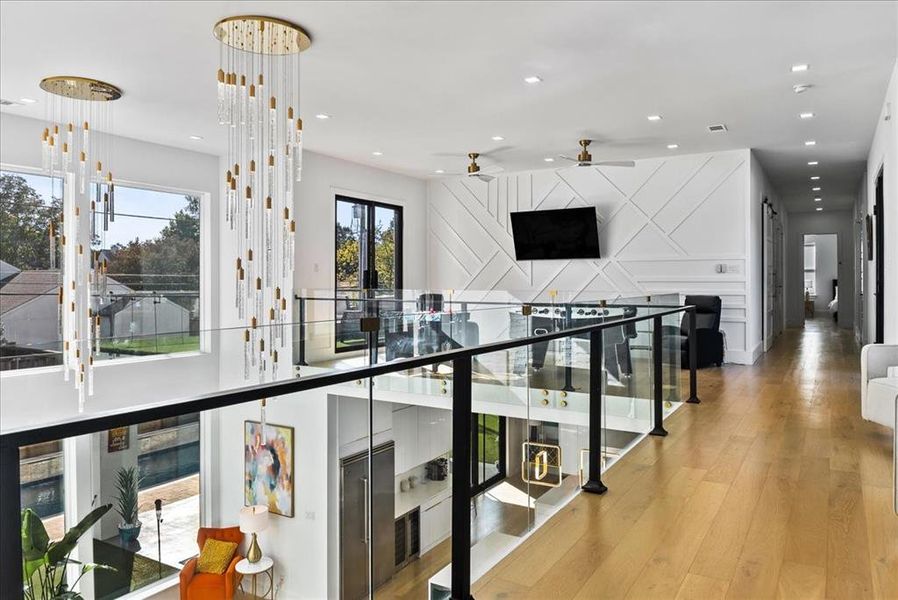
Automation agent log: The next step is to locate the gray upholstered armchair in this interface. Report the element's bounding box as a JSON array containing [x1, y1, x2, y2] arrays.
[[860, 344, 898, 514]]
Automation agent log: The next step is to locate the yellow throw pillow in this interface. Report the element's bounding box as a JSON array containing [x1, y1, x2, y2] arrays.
[[196, 538, 238, 574]]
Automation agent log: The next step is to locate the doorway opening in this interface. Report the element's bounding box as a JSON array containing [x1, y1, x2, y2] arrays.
[[802, 233, 839, 325]]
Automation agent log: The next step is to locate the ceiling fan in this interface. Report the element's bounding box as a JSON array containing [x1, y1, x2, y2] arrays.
[[559, 139, 635, 167], [437, 152, 503, 182]]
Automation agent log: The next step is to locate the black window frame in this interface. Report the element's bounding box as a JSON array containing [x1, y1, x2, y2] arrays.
[[334, 195, 403, 354]]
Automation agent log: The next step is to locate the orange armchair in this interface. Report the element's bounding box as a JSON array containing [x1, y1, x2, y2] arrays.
[[180, 526, 244, 600]]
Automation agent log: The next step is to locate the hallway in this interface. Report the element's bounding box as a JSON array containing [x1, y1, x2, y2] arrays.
[[469, 322, 897, 599]]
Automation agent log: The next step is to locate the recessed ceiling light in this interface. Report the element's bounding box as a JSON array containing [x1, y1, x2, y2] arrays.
[[435, 169, 445, 174], [812, 187, 821, 191], [793, 84, 812, 94], [800, 112, 815, 119], [647, 115, 662, 122], [543, 157, 555, 162], [491, 135, 504, 141], [791, 64, 810, 73], [19, 97, 37, 104], [811, 176, 820, 180], [315, 113, 331, 119], [372, 151, 383, 156], [187, 134, 203, 141], [816, 207, 823, 211], [667, 144, 679, 149], [804, 140, 816, 146], [814, 197, 822, 202], [807, 161, 819, 166], [524, 75, 542, 84]]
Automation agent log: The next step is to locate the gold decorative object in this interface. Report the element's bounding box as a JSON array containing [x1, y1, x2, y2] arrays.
[[215, 15, 310, 383], [521, 442, 562, 487], [39, 75, 123, 411]]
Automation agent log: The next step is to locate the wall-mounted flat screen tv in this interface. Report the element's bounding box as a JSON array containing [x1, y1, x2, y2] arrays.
[[510, 207, 600, 260]]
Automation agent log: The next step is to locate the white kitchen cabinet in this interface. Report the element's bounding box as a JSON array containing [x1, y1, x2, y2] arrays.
[[417, 407, 452, 464], [337, 396, 393, 448], [420, 494, 452, 553], [393, 405, 418, 474]]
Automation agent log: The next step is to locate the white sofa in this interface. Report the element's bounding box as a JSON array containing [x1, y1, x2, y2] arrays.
[[860, 344, 898, 514]]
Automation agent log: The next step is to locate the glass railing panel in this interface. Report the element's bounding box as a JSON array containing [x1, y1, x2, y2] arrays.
[[662, 310, 684, 419], [383, 363, 454, 600]]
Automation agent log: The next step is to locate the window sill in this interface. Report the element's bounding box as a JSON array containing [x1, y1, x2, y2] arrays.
[[0, 350, 210, 379]]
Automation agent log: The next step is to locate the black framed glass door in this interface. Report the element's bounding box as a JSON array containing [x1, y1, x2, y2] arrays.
[[335, 196, 403, 352], [471, 413, 506, 495]]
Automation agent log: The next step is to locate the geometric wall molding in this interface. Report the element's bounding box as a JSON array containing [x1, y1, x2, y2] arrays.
[[426, 149, 752, 357]]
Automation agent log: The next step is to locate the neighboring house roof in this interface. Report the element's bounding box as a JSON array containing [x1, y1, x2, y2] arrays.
[[0, 271, 133, 316], [0, 270, 60, 315], [0, 259, 20, 284]]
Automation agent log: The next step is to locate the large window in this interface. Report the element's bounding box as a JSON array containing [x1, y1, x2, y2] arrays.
[[0, 169, 203, 370], [334, 196, 402, 352], [90, 413, 201, 597]]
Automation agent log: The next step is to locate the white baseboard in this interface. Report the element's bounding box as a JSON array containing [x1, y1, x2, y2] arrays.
[[725, 343, 763, 365]]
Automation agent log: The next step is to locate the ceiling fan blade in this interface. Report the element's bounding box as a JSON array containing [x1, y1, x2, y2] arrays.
[[481, 165, 504, 174], [558, 155, 579, 163], [593, 160, 636, 167], [474, 173, 495, 182]]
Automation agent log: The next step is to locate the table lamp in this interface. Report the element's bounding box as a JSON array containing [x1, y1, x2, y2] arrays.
[[239, 505, 269, 563]]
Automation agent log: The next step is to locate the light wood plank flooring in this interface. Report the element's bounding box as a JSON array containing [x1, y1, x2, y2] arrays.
[[381, 319, 898, 599]]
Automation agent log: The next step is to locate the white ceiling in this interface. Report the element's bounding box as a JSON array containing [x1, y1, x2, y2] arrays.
[[1, 1, 894, 213]]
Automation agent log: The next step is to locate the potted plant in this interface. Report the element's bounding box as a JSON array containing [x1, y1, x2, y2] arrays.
[[22, 504, 115, 599], [113, 466, 142, 544]]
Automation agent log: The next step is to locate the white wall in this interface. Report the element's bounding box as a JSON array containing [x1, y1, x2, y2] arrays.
[[0, 112, 221, 430], [426, 148, 769, 364], [785, 211, 855, 329], [212, 389, 332, 600], [805, 234, 839, 312], [864, 58, 898, 344]]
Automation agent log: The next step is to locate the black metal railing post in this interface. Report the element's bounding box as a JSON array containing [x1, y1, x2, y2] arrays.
[[650, 315, 668, 437], [0, 440, 22, 598], [582, 329, 608, 494], [451, 355, 474, 600], [687, 307, 700, 404]]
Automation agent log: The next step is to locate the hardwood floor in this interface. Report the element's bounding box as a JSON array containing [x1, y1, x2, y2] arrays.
[[380, 319, 898, 599]]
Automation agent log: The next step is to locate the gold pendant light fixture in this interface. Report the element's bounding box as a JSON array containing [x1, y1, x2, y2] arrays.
[[213, 15, 310, 382], [38, 75, 123, 411]]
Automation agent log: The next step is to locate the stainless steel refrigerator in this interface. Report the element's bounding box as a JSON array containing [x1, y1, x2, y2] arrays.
[[340, 441, 395, 600]]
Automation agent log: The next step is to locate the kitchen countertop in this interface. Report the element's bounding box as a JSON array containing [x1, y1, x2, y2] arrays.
[[394, 475, 452, 518]]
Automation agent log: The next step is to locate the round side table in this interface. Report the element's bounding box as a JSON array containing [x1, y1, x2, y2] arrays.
[[236, 556, 274, 599]]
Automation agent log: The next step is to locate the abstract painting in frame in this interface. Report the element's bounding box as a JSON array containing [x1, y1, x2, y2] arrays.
[[244, 420, 295, 517]]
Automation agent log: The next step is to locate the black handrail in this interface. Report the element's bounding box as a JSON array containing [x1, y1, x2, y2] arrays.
[[0, 303, 699, 600]]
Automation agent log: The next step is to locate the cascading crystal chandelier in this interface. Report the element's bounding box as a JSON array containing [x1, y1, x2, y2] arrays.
[[213, 16, 309, 382], [39, 75, 123, 411]]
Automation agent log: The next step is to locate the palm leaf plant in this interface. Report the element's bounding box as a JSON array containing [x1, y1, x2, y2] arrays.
[[113, 466, 143, 543], [21, 504, 115, 600]]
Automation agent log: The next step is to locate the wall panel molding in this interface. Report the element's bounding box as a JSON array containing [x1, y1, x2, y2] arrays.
[[426, 149, 753, 359]]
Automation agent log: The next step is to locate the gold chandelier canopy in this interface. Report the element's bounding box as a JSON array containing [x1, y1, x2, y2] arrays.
[[213, 15, 312, 54], [39, 76, 123, 101]]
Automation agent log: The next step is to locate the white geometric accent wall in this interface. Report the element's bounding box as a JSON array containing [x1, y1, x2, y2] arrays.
[[426, 149, 756, 363]]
